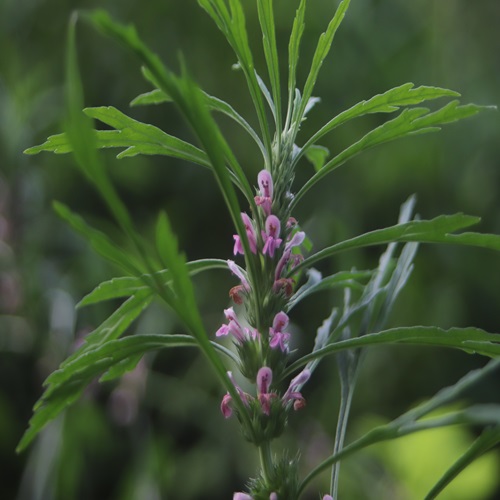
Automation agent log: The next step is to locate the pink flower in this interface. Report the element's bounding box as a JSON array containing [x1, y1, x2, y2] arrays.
[[272, 278, 294, 297], [282, 369, 311, 410], [274, 231, 306, 280], [323, 496, 333, 500], [221, 393, 233, 418], [233, 494, 253, 500], [233, 213, 257, 255], [255, 170, 274, 216], [228, 260, 250, 291], [262, 215, 282, 257], [258, 170, 274, 198], [256, 366, 276, 416], [221, 371, 250, 419], [216, 307, 246, 342], [269, 311, 291, 352]]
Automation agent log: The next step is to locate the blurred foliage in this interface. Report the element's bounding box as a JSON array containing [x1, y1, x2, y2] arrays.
[[1, 0, 499, 498]]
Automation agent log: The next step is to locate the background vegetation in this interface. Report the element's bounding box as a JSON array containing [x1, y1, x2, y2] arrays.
[[1, 0, 499, 498]]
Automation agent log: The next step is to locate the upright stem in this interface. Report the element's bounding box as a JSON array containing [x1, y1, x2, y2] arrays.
[[259, 441, 274, 483], [330, 354, 359, 498]]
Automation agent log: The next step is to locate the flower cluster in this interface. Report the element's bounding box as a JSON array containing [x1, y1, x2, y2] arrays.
[[220, 367, 311, 419], [213, 169, 311, 497]]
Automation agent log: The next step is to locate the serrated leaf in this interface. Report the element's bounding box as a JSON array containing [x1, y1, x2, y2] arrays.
[[16, 334, 201, 452], [131, 82, 266, 159], [99, 353, 143, 382], [293, 101, 495, 208], [294, 213, 500, 273], [130, 88, 172, 107], [299, 83, 461, 162], [288, 326, 500, 375], [63, 292, 154, 370]]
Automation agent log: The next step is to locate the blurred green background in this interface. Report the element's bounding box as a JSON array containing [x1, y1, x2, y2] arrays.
[[1, 0, 499, 498]]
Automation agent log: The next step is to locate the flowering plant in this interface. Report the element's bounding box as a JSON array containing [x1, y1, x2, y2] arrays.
[[18, 1, 500, 498]]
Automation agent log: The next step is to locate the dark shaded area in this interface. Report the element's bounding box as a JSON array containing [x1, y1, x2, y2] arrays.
[[1, 0, 499, 498]]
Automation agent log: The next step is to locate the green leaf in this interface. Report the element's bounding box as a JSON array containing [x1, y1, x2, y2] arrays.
[[287, 326, 500, 376], [293, 213, 500, 274], [298, 83, 461, 162], [257, 0, 281, 129], [130, 75, 266, 160], [63, 292, 154, 368], [130, 88, 172, 106], [292, 101, 496, 208], [424, 426, 500, 500], [197, 0, 272, 158], [86, 7, 258, 436], [99, 353, 143, 382], [26, 106, 212, 167], [298, 359, 500, 494], [62, 14, 144, 251], [286, 0, 306, 121], [304, 144, 329, 172], [77, 259, 228, 308], [204, 93, 266, 157], [16, 333, 222, 452], [298, 0, 352, 122], [53, 201, 144, 275], [287, 269, 371, 310]]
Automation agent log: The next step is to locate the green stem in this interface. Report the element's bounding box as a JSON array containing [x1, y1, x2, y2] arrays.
[[259, 441, 274, 483], [330, 369, 357, 498]]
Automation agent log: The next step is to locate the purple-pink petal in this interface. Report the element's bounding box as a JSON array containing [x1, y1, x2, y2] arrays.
[[221, 393, 233, 418], [257, 366, 273, 394], [227, 260, 250, 290], [234, 493, 254, 500], [285, 230, 306, 251], [269, 330, 290, 352], [258, 169, 274, 198], [272, 311, 289, 332]]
